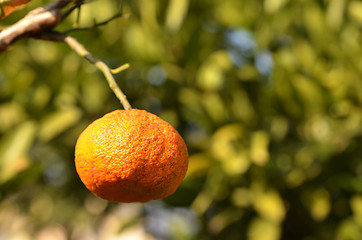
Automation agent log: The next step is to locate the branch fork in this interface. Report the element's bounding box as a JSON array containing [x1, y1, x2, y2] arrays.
[[0, 0, 132, 110]]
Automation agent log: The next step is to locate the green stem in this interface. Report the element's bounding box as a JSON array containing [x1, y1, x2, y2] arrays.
[[63, 36, 132, 110]]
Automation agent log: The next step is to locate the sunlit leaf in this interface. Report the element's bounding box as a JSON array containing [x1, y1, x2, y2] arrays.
[[38, 107, 82, 142], [185, 153, 212, 179], [231, 188, 251, 207], [0, 0, 32, 20], [250, 131, 270, 166], [208, 207, 243, 234], [326, 0, 345, 30], [351, 195, 362, 226], [348, 1, 362, 26], [0, 121, 37, 183], [264, 0, 287, 14], [211, 124, 250, 175], [309, 188, 331, 221], [248, 218, 281, 240], [165, 0, 189, 33], [336, 219, 362, 240], [191, 191, 213, 216], [252, 188, 286, 223], [196, 50, 232, 91]]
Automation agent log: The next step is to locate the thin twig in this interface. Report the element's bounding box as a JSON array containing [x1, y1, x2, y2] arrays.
[[62, 12, 129, 34], [41, 32, 132, 110], [61, 0, 85, 20], [63, 35, 132, 110]]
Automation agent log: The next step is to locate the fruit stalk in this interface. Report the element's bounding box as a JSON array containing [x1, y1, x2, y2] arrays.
[[63, 35, 132, 110]]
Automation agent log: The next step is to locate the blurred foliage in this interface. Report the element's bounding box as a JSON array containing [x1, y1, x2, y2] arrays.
[[1, 0, 362, 239]]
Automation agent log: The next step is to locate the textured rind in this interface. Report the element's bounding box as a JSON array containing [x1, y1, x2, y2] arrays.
[[75, 109, 189, 203]]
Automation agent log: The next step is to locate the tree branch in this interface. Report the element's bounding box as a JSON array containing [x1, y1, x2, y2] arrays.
[[0, 0, 75, 52], [0, 0, 132, 110]]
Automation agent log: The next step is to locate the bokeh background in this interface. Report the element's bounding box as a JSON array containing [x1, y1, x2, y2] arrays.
[[1, 0, 362, 239]]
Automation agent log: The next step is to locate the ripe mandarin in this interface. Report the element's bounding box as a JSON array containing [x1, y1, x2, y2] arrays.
[[74, 109, 188, 203]]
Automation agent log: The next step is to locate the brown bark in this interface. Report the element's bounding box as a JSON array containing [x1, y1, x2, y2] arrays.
[[0, 0, 74, 53]]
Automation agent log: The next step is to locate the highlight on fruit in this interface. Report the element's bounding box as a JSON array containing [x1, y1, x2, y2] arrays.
[[74, 109, 189, 203]]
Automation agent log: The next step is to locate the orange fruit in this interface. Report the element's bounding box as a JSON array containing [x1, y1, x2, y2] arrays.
[[74, 109, 188, 203]]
